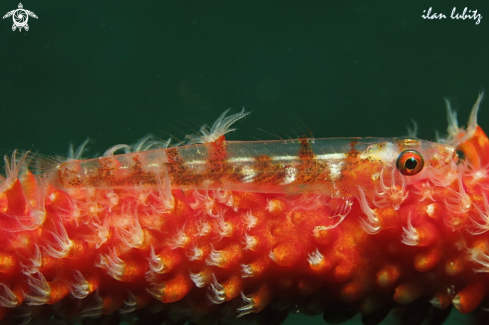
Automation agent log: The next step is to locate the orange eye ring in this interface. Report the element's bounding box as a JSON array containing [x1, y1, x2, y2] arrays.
[[396, 150, 424, 176]]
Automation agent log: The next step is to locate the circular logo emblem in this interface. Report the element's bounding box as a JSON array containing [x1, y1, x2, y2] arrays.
[[13, 9, 28, 28]]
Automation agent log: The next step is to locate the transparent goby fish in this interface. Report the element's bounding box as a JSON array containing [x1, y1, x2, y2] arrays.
[[31, 109, 456, 196]]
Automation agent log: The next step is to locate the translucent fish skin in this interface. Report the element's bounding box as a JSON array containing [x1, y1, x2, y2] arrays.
[[55, 137, 455, 194], [0, 96, 488, 325]]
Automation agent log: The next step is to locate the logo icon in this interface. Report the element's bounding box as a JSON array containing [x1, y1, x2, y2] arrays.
[[3, 3, 37, 32]]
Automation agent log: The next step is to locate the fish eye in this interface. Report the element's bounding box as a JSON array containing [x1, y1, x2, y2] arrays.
[[396, 150, 424, 176]]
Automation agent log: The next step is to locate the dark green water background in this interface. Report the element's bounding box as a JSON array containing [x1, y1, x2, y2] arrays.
[[1, 1, 489, 324]]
